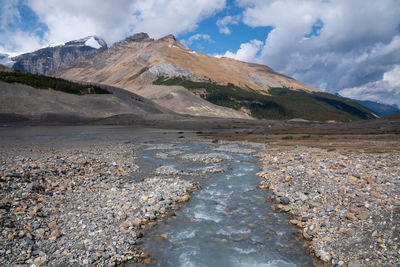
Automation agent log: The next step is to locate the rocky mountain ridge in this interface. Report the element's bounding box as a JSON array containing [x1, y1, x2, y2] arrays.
[[12, 36, 107, 75], [56, 33, 317, 93]]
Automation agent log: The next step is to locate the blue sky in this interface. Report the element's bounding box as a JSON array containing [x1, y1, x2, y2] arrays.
[[178, 0, 273, 56], [1, 0, 400, 106], [14, 3, 47, 37]]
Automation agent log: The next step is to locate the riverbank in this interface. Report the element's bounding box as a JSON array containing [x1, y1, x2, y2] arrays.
[[0, 133, 199, 266], [257, 146, 399, 266]]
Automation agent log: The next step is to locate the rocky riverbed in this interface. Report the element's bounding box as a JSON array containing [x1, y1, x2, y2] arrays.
[[257, 146, 400, 266], [1, 125, 399, 267], [0, 141, 197, 266]]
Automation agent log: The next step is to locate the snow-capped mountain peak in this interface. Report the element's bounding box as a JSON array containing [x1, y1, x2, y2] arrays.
[[85, 36, 102, 49], [10, 35, 107, 74], [65, 35, 107, 49]]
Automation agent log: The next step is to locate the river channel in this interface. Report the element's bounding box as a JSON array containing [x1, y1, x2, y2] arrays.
[[134, 140, 313, 267]]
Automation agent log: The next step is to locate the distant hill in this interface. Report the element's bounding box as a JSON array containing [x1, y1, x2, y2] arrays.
[[153, 76, 376, 121], [0, 67, 183, 124], [355, 99, 400, 116], [0, 64, 13, 72]]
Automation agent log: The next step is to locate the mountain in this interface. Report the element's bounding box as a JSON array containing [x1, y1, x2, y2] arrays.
[[354, 99, 400, 117], [56, 33, 317, 92], [9, 33, 377, 121], [12, 36, 107, 75]]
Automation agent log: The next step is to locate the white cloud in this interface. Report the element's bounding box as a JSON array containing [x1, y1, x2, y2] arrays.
[[27, 0, 136, 45], [0, 1, 44, 53], [233, 0, 400, 105], [1, 0, 225, 53], [339, 65, 400, 106], [181, 33, 213, 46], [0, 0, 21, 30], [0, 30, 43, 53], [216, 15, 240, 34], [221, 39, 263, 63], [130, 0, 225, 38]]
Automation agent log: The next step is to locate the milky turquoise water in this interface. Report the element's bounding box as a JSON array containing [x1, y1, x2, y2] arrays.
[[136, 142, 313, 267]]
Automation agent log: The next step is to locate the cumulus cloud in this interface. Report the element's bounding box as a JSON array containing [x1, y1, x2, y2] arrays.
[[1, 0, 225, 53], [216, 15, 240, 34], [218, 39, 263, 62], [0, 30, 43, 53], [27, 0, 135, 45], [231, 0, 400, 104], [0, 0, 45, 52], [181, 33, 213, 46], [339, 65, 400, 106], [130, 0, 225, 38]]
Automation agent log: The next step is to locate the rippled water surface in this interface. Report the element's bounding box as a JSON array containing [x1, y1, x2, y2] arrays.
[[136, 141, 313, 267]]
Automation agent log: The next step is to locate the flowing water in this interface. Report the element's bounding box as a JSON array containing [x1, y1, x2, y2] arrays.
[[135, 141, 313, 267]]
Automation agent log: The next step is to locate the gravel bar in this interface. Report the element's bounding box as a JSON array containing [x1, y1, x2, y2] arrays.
[[0, 141, 196, 266], [257, 146, 400, 266]]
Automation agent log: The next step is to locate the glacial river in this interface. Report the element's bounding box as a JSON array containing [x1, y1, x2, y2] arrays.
[[135, 140, 313, 267]]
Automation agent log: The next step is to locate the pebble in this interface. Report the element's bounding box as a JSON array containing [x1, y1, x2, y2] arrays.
[[0, 141, 195, 266], [280, 196, 290, 205], [257, 146, 399, 266], [181, 153, 232, 164]]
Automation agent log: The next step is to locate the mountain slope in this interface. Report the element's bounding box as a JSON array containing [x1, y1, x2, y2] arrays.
[[0, 67, 182, 124], [153, 77, 376, 121], [11, 33, 377, 121], [132, 84, 252, 119], [57, 33, 317, 93]]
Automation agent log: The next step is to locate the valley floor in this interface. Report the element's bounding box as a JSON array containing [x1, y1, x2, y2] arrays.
[[0, 125, 399, 266]]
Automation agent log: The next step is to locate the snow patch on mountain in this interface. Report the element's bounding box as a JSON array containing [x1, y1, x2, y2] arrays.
[[85, 36, 102, 49]]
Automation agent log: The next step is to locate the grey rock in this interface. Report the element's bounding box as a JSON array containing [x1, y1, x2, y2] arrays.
[[280, 197, 290, 205]]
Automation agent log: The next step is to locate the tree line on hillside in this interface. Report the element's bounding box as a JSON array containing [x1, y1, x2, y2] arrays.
[[0, 70, 110, 95], [153, 76, 374, 121]]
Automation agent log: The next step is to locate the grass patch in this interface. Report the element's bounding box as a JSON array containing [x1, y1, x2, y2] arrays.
[[361, 132, 379, 135], [153, 76, 375, 121], [282, 136, 294, 140], [327, 148, 336, 152], [0, 70, 110, 95]]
